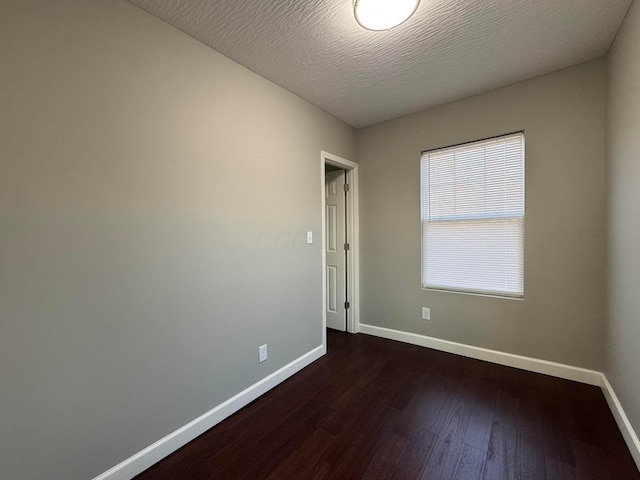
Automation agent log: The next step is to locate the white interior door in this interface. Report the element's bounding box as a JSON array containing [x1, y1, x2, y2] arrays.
[[325, 169, 346, 331]]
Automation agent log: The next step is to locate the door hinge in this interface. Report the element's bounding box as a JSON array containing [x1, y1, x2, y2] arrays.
[[345, 301, 350, 309], [344, 243, 350, 251], [344, 183, 350, 192]]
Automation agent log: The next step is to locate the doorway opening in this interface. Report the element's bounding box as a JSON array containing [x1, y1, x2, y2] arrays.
[[321, 152, 359, 351]]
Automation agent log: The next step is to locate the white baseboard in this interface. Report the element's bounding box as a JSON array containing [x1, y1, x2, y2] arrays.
[[359, 324, 640, 471], [358, 324, 602, 385], [600, 374, 640, 470], [93, 345, 325, 480]]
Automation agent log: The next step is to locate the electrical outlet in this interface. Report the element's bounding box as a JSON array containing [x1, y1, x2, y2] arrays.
[[259, 344, 268, 363], [421, 307, 431, 321]]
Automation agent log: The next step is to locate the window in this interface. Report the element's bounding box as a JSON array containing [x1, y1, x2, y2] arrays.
[[420, 132, 524, 297]]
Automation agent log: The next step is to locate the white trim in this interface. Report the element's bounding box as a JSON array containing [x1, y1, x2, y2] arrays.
[[92, 345, 324, 480], [345, 165, 360, 334], [358, 324, 601, 385], [600, 374, 640, 470], [321, 151, 360, 335]]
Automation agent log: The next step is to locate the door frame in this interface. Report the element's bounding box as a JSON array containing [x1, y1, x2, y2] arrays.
[[321, 151, 360, 349]]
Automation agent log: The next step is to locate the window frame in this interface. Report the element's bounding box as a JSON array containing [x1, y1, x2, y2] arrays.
[[420, 131, 525, 299]]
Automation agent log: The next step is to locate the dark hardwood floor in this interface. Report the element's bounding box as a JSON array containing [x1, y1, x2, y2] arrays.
[[137, 330, 640, 480]]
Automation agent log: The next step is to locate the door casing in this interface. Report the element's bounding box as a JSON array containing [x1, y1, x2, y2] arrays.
[[321, 151, 360, 352]]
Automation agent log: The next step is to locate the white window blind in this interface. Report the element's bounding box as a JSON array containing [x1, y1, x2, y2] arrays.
[[421, 132, 524, 297]]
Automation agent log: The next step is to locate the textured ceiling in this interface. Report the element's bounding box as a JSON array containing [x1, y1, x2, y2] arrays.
[[129, 0, 632, 128]]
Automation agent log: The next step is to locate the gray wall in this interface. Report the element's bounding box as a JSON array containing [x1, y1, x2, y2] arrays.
[[357, 59, 607, 370], [606, 0, 640, 444], [0, 1, 355, 479]]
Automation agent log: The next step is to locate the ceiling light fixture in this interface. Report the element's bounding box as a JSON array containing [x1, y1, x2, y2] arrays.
[[354, 0, 420, 31]]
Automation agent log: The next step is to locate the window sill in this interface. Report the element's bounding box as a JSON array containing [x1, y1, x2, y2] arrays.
[[421, 286, 524, 301]]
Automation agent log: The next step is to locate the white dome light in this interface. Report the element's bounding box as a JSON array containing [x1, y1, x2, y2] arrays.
[[354, 0, 420, 31]]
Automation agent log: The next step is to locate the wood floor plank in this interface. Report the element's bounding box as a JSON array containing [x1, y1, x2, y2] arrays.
[[264, 428, 335, 480], [136, 330, 640, 480], [514, 383, 546, 480], [572, 439, 612, 480], [361, 433, 410, 480], [213, 403, 334, 479], [515, 429, 547, 480], [539, 397, 576, 466], [453, 444, 486, 480], [388, 426, 436, 480], [323, 408, 401, 479], [463, 379, 497, 452], [493, 387, 519, 432], [545, 457, 576, 480], [482, 423, 516, 480], [420, 376, 479, 479]]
